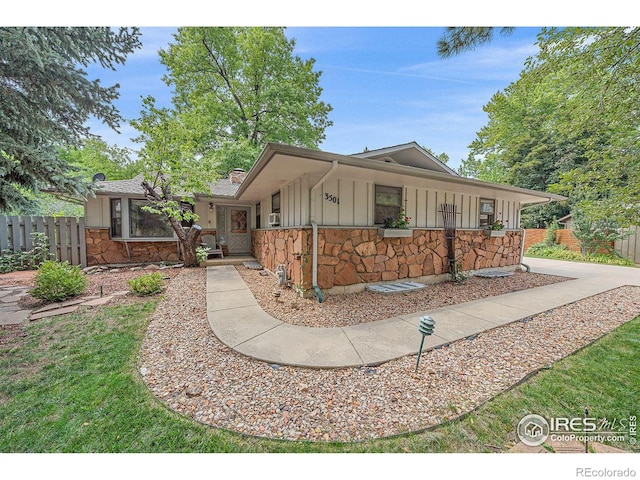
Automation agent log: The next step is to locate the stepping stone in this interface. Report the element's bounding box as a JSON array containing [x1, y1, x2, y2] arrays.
[[30, 305, 79, 321], [475, 270, 514, 278], [366, 282, 426, 294], [0, 310, 31, 325], [61, 298, 90, 307], [80, 296, 114, 307], [32, 303, 62, 314], [0, 295, 26, 304]]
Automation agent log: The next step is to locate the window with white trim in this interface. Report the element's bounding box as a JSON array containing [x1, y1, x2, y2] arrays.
[[375, 185, 402, 225], [479, 199, 495, 228]]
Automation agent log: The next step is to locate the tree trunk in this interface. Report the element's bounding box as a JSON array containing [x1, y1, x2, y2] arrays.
[[179, 224, 203, 267], [140, 179, 204, 267]]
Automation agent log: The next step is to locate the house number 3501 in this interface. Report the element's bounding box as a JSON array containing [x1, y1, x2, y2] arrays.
[[324, 193, 340, 204]]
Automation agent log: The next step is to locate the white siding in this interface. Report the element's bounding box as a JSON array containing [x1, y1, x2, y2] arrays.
[[85, 196, 109, 228], [354, 182, 370, 226], [404, 187, 418, 228], [266, 173, 522, 230]]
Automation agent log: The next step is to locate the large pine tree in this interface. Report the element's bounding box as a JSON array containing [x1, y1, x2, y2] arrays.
[[0, 27, 141, 211]]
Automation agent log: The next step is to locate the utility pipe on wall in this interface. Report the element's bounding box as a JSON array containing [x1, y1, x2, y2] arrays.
[[309, 160, 338, 301]]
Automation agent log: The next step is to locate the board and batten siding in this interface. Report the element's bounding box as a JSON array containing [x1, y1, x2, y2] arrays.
[[262, 174, 520, 229], [281, 175, 309, 227]]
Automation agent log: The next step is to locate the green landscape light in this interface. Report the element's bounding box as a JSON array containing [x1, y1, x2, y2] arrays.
[[416, 315, 436, 372]]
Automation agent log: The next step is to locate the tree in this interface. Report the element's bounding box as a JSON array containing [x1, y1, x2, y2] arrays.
[[437, 27, 514, 58], [157, 27, 332, 174], [130, 98, 208, 268], [458, 67, 576, 226], [132, 27, 333, 266], [0, 27, 141, 211], [571, 209, 633, 256], [457, 27, 640, 227], [60, 138, 141, 182], [532, 28, 640, 226]]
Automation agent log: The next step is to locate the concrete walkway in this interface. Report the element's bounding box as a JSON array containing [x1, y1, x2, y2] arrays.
[[206, 258, 639, 368]]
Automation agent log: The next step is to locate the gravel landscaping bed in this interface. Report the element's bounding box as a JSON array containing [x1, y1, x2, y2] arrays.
[[140, 267, 640, 443], [235, 266, 572, 327]]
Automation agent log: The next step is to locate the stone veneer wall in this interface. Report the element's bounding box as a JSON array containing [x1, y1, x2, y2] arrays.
[[252, 227, 523, 293], [85, 228, 216, 265], [251, 228, 312, 289]]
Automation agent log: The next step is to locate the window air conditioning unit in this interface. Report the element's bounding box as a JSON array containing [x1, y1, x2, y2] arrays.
[[268, 212, 280, 227]]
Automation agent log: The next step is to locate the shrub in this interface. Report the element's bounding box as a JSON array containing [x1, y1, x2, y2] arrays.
[[544, 218, 560, 246], [0, 232, 54, 273], [196, 246, 210, 264], [128, 272, 165, 296], [30, 261, 88, 303]]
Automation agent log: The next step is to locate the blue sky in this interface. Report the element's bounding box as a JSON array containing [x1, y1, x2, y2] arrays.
[[86, 26, 541, 171], [10, 2, 623, 172]]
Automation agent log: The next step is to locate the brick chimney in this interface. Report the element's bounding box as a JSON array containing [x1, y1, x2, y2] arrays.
[[229, 168, 247, 184]]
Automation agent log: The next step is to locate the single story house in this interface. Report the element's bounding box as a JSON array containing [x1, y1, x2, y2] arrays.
[[84, 141, 566, 295]]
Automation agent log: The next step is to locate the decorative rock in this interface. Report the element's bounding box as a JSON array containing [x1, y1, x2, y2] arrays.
[[185, 384, 203, 397]]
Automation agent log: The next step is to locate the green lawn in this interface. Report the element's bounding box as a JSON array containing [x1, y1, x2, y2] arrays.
[[1, 298, 638, 453]]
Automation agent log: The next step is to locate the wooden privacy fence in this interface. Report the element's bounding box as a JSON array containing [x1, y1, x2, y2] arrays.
[[615, 226, 640, 265], [0, 216, 86, 267]]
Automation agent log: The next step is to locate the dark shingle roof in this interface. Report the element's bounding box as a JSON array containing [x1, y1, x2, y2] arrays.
[[210, 177, 241, 197], [94, 174, 146, 195], [94, 174, 239, 198]]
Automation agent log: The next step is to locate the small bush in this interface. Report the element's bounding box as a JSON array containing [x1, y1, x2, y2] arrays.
[[196, 246, 210, 264], [128, 272, 165, 296], [30, 261, 88, 303]]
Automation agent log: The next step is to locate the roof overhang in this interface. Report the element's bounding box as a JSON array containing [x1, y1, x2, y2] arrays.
[[234, 143, 567, 205]]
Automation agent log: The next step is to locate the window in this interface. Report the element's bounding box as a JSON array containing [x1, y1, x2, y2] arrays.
[[256, 203, 261, 229], [230, 209, 247, 234], [110, 198, 122, 238], [129, 199, 174, 238], [271, 191, 281, 214], [216, 205, 226, 244], [375, 185, 402, 225], [479, 199, 495, 228]]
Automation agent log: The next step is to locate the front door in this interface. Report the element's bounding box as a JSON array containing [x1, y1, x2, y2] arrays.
[[227, 207, 251, 255]]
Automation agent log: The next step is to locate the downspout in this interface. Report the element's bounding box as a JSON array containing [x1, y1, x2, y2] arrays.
[[309, 160, 339, 302], [518, 198, 553, 271]]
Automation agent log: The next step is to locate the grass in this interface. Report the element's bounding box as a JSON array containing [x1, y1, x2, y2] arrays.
[[0, 297, 638, 453]]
